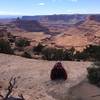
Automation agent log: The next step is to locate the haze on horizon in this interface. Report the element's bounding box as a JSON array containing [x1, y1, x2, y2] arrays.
[[0, 0, 100, 16]]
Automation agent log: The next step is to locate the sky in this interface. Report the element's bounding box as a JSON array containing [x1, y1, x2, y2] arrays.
[[0, 0, 100, 15]]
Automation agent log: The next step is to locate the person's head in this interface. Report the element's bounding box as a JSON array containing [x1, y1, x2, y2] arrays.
[[54, 62, 63, 69]]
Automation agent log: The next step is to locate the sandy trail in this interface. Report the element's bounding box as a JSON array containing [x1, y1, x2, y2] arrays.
[[0, 53, 91, 100]]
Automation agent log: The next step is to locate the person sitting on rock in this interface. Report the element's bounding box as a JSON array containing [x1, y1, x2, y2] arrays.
[[50, 62, 67, 80]]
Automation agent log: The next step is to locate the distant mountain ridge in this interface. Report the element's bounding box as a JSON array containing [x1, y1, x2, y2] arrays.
[[11, 18, 49, 32], [22, 14, 87, 24], [22, 14, 100, 24], [22, 14, 100, 33]]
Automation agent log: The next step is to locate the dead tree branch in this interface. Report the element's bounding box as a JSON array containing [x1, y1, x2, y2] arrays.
[[4, 77, 16, 100], [0, 77, 25, 100]]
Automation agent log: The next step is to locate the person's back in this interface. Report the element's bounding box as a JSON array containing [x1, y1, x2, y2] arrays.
[[50, 62, 67, 80]]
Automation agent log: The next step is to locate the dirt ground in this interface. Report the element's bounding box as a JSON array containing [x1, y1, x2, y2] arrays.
[[0, 53, 91, 100], [68, 80, 100, 100]]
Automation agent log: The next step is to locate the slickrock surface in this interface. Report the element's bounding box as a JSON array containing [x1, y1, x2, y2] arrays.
[[0, 53, 91, 100]]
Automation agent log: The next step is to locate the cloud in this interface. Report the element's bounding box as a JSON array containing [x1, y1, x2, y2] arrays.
[[69, 0, 79, 2], [38, 3, 45, 6]]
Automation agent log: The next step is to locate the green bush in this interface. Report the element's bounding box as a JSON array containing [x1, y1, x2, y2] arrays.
[[87, 63, 100, 86], [65, 47, 75, 60], [87, 67, 100, 84], [33, 43, 45, 54], [74, 51, 89, 61], [41, 47, 74, 61], [42, 48, 63, 60], [74, 45, 100, 61], [15, 38, 30, 47], [0, 39, 13, 54]]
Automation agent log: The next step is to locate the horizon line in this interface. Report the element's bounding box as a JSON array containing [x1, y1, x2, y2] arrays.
[[0, 13, 100, 18]]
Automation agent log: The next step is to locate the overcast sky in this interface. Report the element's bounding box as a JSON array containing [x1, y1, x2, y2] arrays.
[[0, 0, 100, 15]]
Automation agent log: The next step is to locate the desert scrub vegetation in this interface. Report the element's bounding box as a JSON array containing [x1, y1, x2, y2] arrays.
[[41, 47, 75, 61], [42, 47, 64, 60], [32, 44, 100, 61], [0, 39, 13, 54], [75, 45, 100, 61], [87, 62, 100, 87], [33, 43, 45, 54], [15, 38, 30, 47]]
